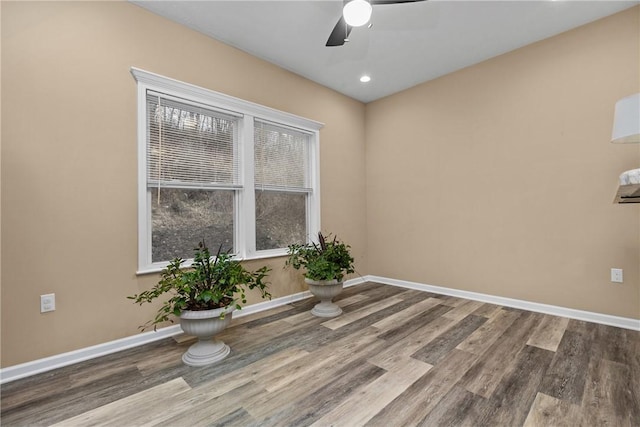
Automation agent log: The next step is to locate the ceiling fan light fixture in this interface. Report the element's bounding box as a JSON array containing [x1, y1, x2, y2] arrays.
[[343, 0, 372, 27]]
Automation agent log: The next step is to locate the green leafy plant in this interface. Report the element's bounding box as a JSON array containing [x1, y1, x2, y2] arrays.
[[286, 232, 355, 282], [129, 240, 271, 330]]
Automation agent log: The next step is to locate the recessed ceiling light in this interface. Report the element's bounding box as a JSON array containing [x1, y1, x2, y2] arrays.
[[360, 75, 371, 83]]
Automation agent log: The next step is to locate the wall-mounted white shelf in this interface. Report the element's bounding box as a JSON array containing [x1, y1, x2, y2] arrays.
[[614, 183, 640, 203]]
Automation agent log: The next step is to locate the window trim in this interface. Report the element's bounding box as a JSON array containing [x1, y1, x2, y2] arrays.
[[131, 67, 323, 274]]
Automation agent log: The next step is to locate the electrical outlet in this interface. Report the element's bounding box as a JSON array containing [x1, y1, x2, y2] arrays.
[[611, 268, 623, 283], [40, 293, 56, 313]]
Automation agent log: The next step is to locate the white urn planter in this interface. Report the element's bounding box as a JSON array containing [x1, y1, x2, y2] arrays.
[[305, 278, 343, 318], [179, 305, 235, 367]]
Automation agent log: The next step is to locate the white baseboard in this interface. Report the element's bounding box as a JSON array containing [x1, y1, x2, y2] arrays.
[[0, 276, 367, 385], [366, 275, 640, 332], [0, 297, 309, 385], [3, 274, 634, 384], [0, 324, 184, 385], [234, 275, 364, 317]]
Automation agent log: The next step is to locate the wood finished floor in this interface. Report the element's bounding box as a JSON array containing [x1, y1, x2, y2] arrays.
[[2, 282, 639, 427]]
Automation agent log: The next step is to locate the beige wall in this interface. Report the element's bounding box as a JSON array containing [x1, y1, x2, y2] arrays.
[[1, 2, 638, 369], [366, 7, 640, 319], [1, 1, 367, 367]]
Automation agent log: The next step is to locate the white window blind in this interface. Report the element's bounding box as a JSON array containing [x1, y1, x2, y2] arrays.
[[254, 120, 310, 192], [146, 91, 240, 190]]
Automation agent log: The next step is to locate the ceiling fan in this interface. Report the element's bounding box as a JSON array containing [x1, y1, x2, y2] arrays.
[[326, 0, 427, 47]]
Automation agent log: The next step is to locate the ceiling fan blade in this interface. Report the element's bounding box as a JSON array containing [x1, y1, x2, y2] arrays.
[[371, 0, 426, 4], [326, 0, 425, 47], [326, 15, 353, 47]]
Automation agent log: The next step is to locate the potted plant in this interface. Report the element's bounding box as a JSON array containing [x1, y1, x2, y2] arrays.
[[286, 232, 355, 317], [129, 240, 271, 366]]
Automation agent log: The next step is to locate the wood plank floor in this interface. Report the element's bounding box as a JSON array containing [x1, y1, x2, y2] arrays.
[[2, 282, 639, 427]]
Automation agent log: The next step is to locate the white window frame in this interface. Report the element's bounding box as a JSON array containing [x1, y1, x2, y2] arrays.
[[131, 68, 323, 274]]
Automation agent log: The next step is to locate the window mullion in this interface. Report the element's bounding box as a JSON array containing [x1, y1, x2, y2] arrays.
[[239, 115, 256, 259], [308, 129, 321, 241]]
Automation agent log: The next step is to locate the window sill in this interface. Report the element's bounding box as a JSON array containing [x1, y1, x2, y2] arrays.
[[135, 249, 289, 276]]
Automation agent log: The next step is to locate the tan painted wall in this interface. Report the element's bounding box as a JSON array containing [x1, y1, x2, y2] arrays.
[[366, 7, 640, 319], [2, 2, 638, 368], [1, 1, 367, 366]]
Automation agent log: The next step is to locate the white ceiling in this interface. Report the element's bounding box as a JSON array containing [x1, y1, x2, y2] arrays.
[[130, 0, 638, 103]]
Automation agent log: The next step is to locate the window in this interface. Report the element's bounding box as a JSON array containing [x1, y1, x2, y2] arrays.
[[132, 68, 322, 273], [254, 121, 310, 251], [146, 93, 239, 263]]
